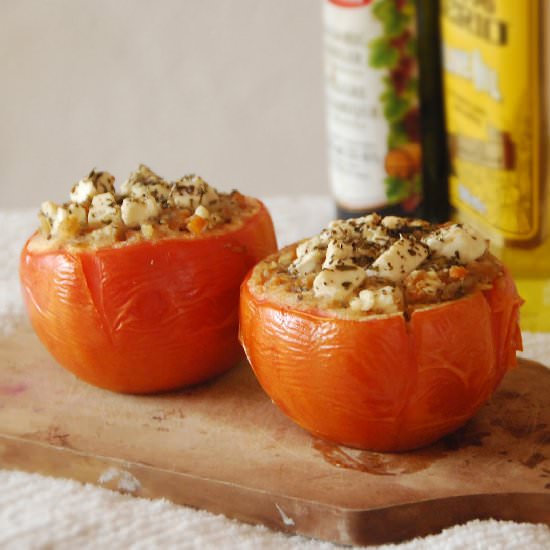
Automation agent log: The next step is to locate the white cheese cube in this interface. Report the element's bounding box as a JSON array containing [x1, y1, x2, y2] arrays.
[[88, 193, 121, 226], [120, 165, 164, 196], [52, 207, 76, 237], [381, 216, 408, 230], [423, 224, 487, 264], [53, 207, 69, 234], [323, 240, 354, 269], [350, 286, 402, 314], [350, 289, 374, 312], [121, 196, 160, 228], [40, 201, 59, 224], [290, 236, 325, 275], [381, 216, 429, 230], [67, 203, 87, 226], [320, 216, 389, 246], [141, 223, 155, 239], [321, 219, 358, 242], [171, 178, 220, 211], [295, 236, 323, 258], [70, 171, 115, 204], [126, 182, 171, 202], [356, 213, 382, 227], [94, 171, 116, 193], [70, 179, 97, 205], [362, 224, 391, 245], [40, 201, 87, 237], [313, 265, 366, 301], [290, 250, 324, 276], [367, 237, 429, 282]]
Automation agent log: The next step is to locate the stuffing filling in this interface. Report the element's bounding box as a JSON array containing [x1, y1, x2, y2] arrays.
[[32, 165, 257, 250], [248, 213, 502, 319]]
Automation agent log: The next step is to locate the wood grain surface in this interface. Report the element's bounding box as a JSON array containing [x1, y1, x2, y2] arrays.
[[1, 321, 549, 545]]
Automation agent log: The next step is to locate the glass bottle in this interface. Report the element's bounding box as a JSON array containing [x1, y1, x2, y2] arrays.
[[440, 0, 550, 331], [323, 0, 448, 222]]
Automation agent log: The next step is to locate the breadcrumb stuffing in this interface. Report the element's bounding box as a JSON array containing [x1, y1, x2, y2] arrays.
[[34, 165, 257, 250]]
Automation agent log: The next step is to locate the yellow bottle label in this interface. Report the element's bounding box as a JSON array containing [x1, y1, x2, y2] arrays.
[[441, 0, 541, 244]]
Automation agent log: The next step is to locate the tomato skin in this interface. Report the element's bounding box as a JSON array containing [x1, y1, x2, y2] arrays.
[[239, 269, 523, 451], [20, 201, 277, 394]]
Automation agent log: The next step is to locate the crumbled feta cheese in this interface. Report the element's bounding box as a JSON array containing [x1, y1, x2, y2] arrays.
[[381, 216, 407, 230], [171, 177, 220, 210], [423, 224, 487, 264], [119, 180, 132, 197], [380, 288, 400, 312], [40, 201, 59, 225], [290, 236, 325, 275], [70, 179, 96, 205], [321, 219, 356, 242], [357, 213, 382, 226], [120, 165, 171, 203], [350, 286, 402, 313], [120, 165, 165, 196], [313, 265, 366, 301], [121, 196, 160, 228], [276, 213, 499, 317], [320, 215, 389, 247], [53, 207, 69, 233], [381, 216, 429, 230], [367, 237, 429, 282], [67, 203, 87, 226], [54, 207, 77, 237], [127, 182, 171, 202], [88, 193, 122, 226], [93, 171, 116, 193], [323, 240, 355, 269], [70, 171, 115, 204], [295, 236, 323, 258], [35, 166, 235, 246], [361, 224, 391, 246], [290, 250, 324, 276], [39, 201, 87, 238], [141, 223, 155, 239]]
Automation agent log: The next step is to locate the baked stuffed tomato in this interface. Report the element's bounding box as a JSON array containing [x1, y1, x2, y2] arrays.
[[240, 213, 522, 451], [20, 165, 277, 393]]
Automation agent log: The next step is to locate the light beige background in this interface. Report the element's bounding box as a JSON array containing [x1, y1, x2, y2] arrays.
[[1, 0, 328, 208]]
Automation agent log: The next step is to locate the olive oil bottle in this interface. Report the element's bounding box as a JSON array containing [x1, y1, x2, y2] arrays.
[[323, 0, 448, 222], [440, 0, 550, 331]]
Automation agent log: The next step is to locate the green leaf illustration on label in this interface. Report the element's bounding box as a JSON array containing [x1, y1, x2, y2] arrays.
[[372, 0, 411, 37], [369, 37, 398, 69], [385, 176, 410, 202], [369, 0, 421, 210]]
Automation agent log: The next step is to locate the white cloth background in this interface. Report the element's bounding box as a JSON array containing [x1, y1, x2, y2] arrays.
[[1, 198, 549, 549]]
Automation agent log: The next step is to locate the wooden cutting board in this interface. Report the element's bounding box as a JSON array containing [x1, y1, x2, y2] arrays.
[[0, 320, 549, 546]]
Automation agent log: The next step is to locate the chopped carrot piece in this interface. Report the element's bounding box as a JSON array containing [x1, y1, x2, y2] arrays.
[[449, 265, 468, 280], [187, 215, 208, 235], [167, 209, 191, 231]]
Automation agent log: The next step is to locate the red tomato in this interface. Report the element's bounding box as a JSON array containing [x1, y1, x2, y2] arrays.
[[20, 200, 277, 394], [239, 266, 523, 451]]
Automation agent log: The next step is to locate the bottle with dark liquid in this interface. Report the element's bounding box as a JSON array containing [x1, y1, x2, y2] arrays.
[[323, 0, 448, 222]]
